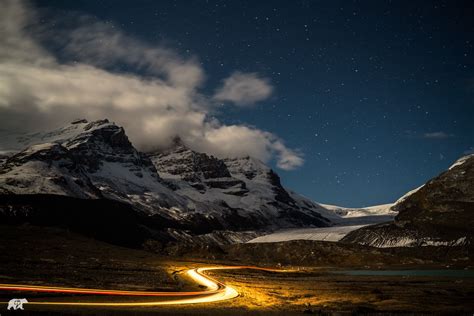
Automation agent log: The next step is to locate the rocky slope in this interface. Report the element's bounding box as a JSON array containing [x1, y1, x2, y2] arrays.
[[149, 139, 332, 229], [0, 119, 188, 211], [0, 119, 337, 246], [343, 154, 474, 247]]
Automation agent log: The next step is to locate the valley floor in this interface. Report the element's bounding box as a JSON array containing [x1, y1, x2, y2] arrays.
[[0, 225, 473, 315]]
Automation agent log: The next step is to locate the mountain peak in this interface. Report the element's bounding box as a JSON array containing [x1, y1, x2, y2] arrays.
[[149, 142, 232, 182], [65, 119, 131, 151], [171, 136, 186, 148], [71, 118, 88, 125], [1, 119, 333, 239]]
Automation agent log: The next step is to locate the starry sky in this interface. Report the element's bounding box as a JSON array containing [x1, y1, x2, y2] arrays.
[[31, 0, 473, 207]]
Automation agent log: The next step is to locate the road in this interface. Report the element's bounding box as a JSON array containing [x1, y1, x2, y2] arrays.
[[0, 265, 285, 307]]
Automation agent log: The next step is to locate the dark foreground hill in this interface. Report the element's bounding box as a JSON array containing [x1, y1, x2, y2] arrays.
[[343, 154, 474, 247]]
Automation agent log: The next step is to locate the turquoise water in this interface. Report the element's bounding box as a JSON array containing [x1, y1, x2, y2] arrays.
[[333, 270, 474, 278]]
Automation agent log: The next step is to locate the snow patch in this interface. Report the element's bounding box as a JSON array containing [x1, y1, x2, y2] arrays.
[[449, 154, 474, 170], [368, 237, 469, 248]]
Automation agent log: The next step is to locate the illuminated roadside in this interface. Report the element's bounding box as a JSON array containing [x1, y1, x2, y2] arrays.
[[0, 266, 287, 307]]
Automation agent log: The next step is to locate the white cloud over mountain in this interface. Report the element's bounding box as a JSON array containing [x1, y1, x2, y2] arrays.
[[0, 0, 303, 170]]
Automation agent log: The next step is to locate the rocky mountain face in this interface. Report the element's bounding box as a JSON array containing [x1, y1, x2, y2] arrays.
[[3, 118, 468, 251], [0, 142, 99, 198], [343, 154, 474, 247], [0, 119, 333, 246], [149, 140, 331, 230], [0, 119, 187, 208]]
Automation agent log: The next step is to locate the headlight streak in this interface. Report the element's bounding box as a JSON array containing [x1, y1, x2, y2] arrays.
[[0, 266, 289, 307]]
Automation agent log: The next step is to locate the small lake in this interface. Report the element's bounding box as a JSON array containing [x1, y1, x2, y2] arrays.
[[333, 270, 474, 278]]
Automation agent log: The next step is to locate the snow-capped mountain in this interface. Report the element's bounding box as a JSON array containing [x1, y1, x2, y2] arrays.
[[320, 203, 395, 218], [343, 154, 474, 247], [0, 142, 99, 198], [0, 119, 334, 245], [318, 203, 396, 225], [6, 118, 468, 250], [0, 119, 187, 210], [148, 138, 331, 229]]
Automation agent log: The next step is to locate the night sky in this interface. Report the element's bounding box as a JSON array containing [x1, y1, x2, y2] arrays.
[[32, 0, 473, 207]]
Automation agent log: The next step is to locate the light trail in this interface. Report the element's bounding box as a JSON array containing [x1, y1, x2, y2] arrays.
[[0, 266, 289, 307]]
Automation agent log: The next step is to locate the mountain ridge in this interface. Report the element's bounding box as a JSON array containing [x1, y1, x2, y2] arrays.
[[0, 119, 351, 246], [342, 154, 474, 247], [2, 118, 467, 250]]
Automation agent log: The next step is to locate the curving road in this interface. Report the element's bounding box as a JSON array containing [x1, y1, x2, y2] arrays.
[[0, 265, 286, 307]]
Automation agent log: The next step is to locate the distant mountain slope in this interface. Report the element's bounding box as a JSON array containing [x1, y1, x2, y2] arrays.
[[149, 139, 331, 229], [320, 203, 395, 219], [0, 119, 188, 210], [343, 154, 474, 247], [0, 119, 334, 246]]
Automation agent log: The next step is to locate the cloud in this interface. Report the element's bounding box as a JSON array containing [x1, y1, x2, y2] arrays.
[[272, 141, 304, 170], [59, 18, 205, 90], [0, 0, 53, 65], [213, 72, 273, 106], [198, 125, 303, 170], [422, 132, 454, 139], [0, 0, 303, 170]]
